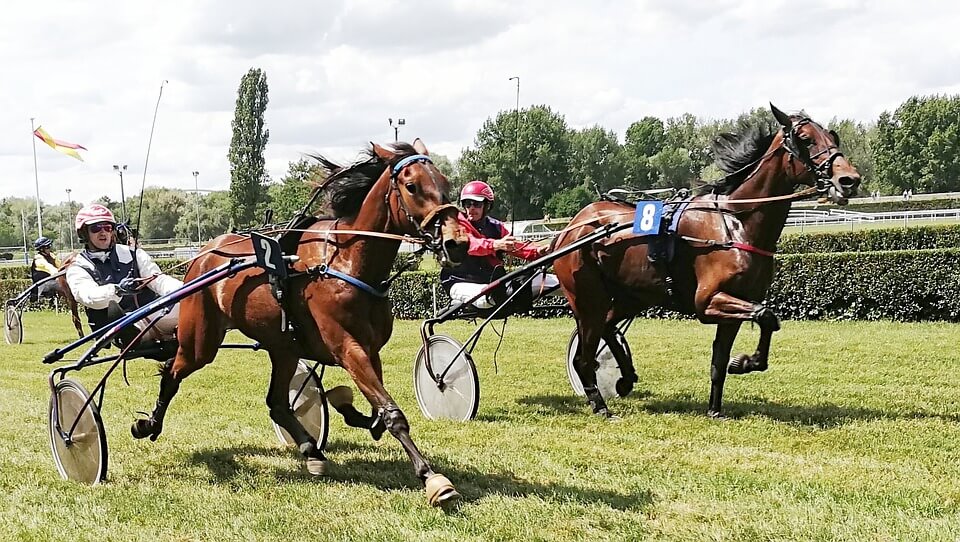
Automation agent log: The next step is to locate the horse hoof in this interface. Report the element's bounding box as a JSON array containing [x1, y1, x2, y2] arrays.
[[615, 377, 635, 398], [727, 354, 750, 374], [131, 419, 159, 440], [707, 410, 725, 419], [425, 474, 460, 508], [369, 420, 386, 442], [606, 413, 623, 423], [306, 457, 331, 476], [326, 385, 353, 409]]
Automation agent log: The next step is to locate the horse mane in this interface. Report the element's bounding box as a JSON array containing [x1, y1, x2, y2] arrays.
[[696, 121, 777, 195], [308, 142, 420, 219]]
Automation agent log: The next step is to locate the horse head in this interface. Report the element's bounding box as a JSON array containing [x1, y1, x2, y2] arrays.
[[372, 139, 468, 265], [771, 103, 861, 204]]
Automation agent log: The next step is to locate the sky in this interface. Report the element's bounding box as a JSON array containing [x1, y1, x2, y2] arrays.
[[2, 0, 959, 207]]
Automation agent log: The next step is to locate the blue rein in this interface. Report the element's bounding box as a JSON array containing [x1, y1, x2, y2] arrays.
[[312, 264, 388, 298]]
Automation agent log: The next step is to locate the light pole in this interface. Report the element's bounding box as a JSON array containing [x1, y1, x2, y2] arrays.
[[113, 164, 128, 222], [508, 76, 521, 231], [388, 117, 406, 141], [192, 171, 201, 246], [65, 188, 74, 251]]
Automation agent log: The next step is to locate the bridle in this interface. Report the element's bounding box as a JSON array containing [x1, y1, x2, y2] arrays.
[[386, 154, 459, 261], [780, 117, 846, 196]]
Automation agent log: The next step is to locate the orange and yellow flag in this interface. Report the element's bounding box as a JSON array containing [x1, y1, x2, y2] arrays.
[[33, 126, 87, 161]]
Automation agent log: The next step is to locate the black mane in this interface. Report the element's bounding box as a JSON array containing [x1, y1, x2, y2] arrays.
[[697, 122, 776, 195], [310, 142, 420, 218]]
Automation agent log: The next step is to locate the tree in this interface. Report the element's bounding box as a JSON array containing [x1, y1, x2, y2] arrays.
[[567, 125, 626, 194], [228, 67, 270, 227], [544, 185, 594, 218], [174, 191, 233, 242], [459, 105, 571, 219], [875, 95, 960, 193], [268, 158, 322, 222], [138, 188, 189, 240], [623, 117, 666, 189], [828, 118, 879, 192]]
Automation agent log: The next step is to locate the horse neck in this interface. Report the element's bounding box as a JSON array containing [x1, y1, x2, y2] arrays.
[[724, 152, 795, 248], [340, 172, 402, 283]]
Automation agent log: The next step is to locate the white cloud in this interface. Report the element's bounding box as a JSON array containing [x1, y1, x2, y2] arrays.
[[1, 0, 959, 209]]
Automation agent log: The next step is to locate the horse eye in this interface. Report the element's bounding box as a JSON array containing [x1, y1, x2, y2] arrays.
[[405, 183, 418, 194]]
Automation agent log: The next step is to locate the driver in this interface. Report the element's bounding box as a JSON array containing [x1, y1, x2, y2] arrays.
[[65, 203, 183, 345], [440, 180, 558, 309], [31, 236, 64, 298]]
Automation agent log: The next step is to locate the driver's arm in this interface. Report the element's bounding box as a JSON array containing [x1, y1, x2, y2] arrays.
[[135, 248, 184, 297], [65, 264, 120, 309]]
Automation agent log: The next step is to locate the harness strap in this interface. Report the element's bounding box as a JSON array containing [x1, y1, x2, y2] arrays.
[[678, 235, 776, 257], [307, 264, 388, 298], [418, 203, 458, 230]]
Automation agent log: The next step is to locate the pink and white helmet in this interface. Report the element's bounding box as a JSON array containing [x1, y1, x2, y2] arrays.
[[460, 180, 495, 202], [75, 203, 116, 232]]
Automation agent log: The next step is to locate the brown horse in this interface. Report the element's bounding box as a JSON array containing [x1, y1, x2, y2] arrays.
[[129, 140, 469, 506], [57, 254, 86, 338], [553, 104, 861, 418]]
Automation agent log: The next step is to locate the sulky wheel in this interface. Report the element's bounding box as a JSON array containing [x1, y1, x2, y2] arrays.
[[273, 360, 330, 450], [48, 379, 108, 484], [566, 327, 631, 400], [4, 304, 23, 345], [413, 335, 479, 421]]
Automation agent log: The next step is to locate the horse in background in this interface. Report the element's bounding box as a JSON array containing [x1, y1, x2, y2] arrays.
[[553, 104, 861, 418]]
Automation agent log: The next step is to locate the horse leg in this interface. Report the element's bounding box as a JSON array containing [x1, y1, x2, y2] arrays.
[[325, 386, 386, 441], [131, 357, 181, 440], [728, 306, 780, 374], [602, 321, 637, 398], [58, 278, 84, 338], [265, 350, 330, 475], [131, 300, 224, 441], [708, 322, 742, 418], [701, 292, 781, 374], [341, 342, 459, 506], [575, 315, 615, 418]]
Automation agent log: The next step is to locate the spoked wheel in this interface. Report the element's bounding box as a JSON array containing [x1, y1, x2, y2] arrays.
[[4, 304, 22, 344], [413, 335, 479, 421], [48, 379, 108, 484], [273, 360, 330, 450], [566, 328, 631, 400]]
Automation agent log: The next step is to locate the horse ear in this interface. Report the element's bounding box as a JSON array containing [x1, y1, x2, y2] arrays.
[[372, 143, 397, 162], [770, 103, 792, 129], [412, 138, 429, 155]]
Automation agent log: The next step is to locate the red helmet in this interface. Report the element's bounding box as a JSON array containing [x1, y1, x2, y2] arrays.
[[75, 203, 116, 232], [460, 180, 495, 202]]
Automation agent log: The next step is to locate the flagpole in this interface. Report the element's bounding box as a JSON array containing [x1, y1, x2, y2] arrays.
[[30, 117, 43, 237], [21, 209, 29, 265]]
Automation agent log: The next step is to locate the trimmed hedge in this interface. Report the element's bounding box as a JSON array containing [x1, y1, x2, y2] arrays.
[[766, 248, 960, 321], [778, 224, 960, 254], [845, 198, 960, 214], [9, 248, 960, 322]]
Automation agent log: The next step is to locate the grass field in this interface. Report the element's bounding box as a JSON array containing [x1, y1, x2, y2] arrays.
[[4, 313, 960, 541]]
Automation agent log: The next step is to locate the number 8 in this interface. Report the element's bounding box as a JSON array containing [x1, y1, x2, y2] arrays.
[[639, 204, 656, 231]]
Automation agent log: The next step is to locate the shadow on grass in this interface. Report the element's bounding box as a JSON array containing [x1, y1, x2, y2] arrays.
[[516, 392, 960, 428], [187, 442, 651, 511]]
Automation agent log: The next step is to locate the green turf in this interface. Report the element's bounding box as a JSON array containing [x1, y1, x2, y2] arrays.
[[3, 313, 960, 541]]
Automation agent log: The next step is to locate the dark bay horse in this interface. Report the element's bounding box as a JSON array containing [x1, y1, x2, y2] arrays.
[[130, 140, 469, 506], [553, 104, 861, 418]]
